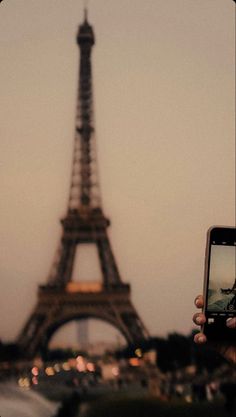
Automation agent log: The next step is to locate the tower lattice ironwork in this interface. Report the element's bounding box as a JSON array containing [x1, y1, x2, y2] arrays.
[[18, 12, 149, 359]]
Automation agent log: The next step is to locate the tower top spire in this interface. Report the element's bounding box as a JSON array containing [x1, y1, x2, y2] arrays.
[[84, 7, 88, 22], [77, 6, 95, 46], [83, 0, 89, 19]]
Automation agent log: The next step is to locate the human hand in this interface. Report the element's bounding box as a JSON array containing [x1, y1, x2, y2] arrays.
[[193, 295, 236, 363]]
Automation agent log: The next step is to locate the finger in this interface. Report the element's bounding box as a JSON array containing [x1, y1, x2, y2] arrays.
[[194, 295, 204, 308], [193, 312, 206, 325], [226, 317, 236, 329], [194, 332, 207, 344]]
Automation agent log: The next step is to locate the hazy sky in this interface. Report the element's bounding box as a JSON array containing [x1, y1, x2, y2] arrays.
[[0, 1, 235, 346]]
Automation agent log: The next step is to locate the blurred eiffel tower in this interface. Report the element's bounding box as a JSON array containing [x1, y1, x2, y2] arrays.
[[18, 10, 149, 358]]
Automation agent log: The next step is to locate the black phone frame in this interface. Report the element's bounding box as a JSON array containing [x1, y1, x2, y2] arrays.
[[202, 226, 236, 344]]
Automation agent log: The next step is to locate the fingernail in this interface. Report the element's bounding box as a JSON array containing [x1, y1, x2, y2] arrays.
[[195, 297, 201, 306], [198, 336, 205, 343], [226, 318, 235, 328], [196, 316, 202, 324]]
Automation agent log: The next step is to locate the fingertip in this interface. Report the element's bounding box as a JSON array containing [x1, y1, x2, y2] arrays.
[[194, 333, 207, 344], [194, 295, 204, 308], [193, 313, 206, 325], [226, 318, 236, 329]]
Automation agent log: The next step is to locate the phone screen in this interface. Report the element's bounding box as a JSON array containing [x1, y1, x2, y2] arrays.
[[207, 244, 236, 315]]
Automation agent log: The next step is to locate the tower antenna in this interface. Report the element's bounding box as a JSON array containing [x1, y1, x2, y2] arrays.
[[84, 0, 89, 21]]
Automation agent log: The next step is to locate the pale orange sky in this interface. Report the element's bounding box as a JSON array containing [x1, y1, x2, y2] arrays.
[[0, 0, 235, 346]]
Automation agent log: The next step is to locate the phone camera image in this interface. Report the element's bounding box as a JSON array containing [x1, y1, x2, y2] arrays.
[[207, 245, 236, 314]]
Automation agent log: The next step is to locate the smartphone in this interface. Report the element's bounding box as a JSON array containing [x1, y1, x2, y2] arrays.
[[202, 226, 236, 343]]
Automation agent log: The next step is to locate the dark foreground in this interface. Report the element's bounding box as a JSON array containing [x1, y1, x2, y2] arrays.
[[83, 396, 235, 417], [55, 390, 236, 417]]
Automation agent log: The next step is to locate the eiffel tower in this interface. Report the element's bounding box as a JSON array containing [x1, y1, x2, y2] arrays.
[[17, 11, 149, 359]]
